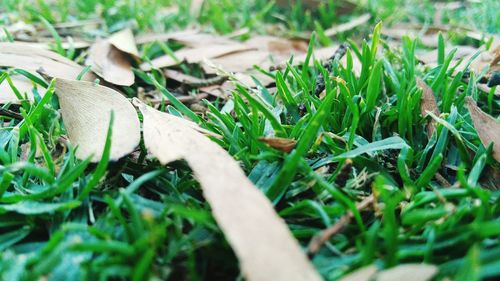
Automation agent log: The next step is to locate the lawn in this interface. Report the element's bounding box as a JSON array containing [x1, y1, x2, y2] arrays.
[[0, 0, 499, 280]]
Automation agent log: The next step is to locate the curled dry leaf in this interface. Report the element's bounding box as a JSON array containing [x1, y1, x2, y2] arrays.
[[338, 265, 378, 281], [375, 264, 438, 281], [55, 78, 140, 162], [466, 96, 500, 161], [86, 28, 139, 86], [0, 42, 95, 81], [258, 137, 297, 153], [416, 78, 440, 136], [86, 40, 135, 86], [108, 28, 140, 58], [135, 99, 322, 281]]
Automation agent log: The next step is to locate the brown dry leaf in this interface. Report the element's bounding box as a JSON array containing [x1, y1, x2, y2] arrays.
[[140, 43, 252, 70], [324, 13, 371, 37], [259, 137, 297, 153], [0, 42, 95, 81], [55, 78, 140, 162], [376, 264, 438, 281], [416, 78, 440, 136], [338, 265, 378, 281], [135, 100, 323, 281], [86, 39, 135, 86], [466, 96, 500, 161], [0, 75, 46, 104], [465, 45, 500, 79], [108, 28, 140, 58]]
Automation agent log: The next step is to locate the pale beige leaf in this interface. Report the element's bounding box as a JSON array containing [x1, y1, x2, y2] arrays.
[[416, 78, 440, 136], [189, 0, 205, 16], [135, 29, 200, 45], [55, 78, 140, 162], [338, 265, 378, 281], [0, 42, 95, 81], [245, 36, 308, 54], [0, 75, 46, 104], [108, 28, 140, 58], [376, 264, 437, 281], [325, 13, 371, 37], [202, 50, 270, 73], [135, 100, 323, 281], [466, 96, 500, 161], [86, 40, 135, 86], [140, 44, 252, 70]]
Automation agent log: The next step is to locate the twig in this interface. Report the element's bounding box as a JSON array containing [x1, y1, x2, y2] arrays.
[[0, 108, 23, 120], [307, 194, 374, 256], [313, 43, 348, 96]]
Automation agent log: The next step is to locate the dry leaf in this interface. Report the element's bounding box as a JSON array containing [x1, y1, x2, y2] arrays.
[[86, 39, 135, 86], [245, 36, 308, 54], [190, 0, 205, 16], [324, 13, 371, 37], [416, 78, 440, 136], [259, 137, 297, 153], [140, 43, 252, 70], [55, 78, 140, 162], [376, 264, 438, 281], [466, 96, 500, 161], [338, 265, 378, 281], [382, 25, 440, 47], [108, 28, 140, 58], [0, 42, 95, 81], [135, 29, 200, 45], [135, 100, 322, 281], [466, 45, 499, 79], [202, 50, 270, 73], [0, 75, 46, 104]]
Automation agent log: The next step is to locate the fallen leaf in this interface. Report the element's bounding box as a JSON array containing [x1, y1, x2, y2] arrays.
[[259, 137, 297, 153], [466, 45, 500, 79], [416, 78, 440, 136], [0, 42, 95, 81], [135, 99, 323, 281], [108, 28, 140, 58], [202, 49, 270, 73], [86, 39, 135, 86], [417, 45, 477, 67], [375, 264, 438, 281], [0, 75, 46, 104], [245, 36, 308, 54], [189, 0, 205, 16], [338, 265, 378, 281], [466, 96, 500, 161], [324, 13, 371, 37], [55, 78, 140, 162], [135, 29, 200, 45], [140, 43, 253, 70], [382, 24, 441, 47]]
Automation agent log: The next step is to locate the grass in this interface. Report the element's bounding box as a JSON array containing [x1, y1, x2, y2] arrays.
[[1, 0, 500, 280]]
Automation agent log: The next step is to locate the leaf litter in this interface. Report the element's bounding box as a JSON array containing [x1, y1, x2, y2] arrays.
[[1, 3, 500, 281]]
